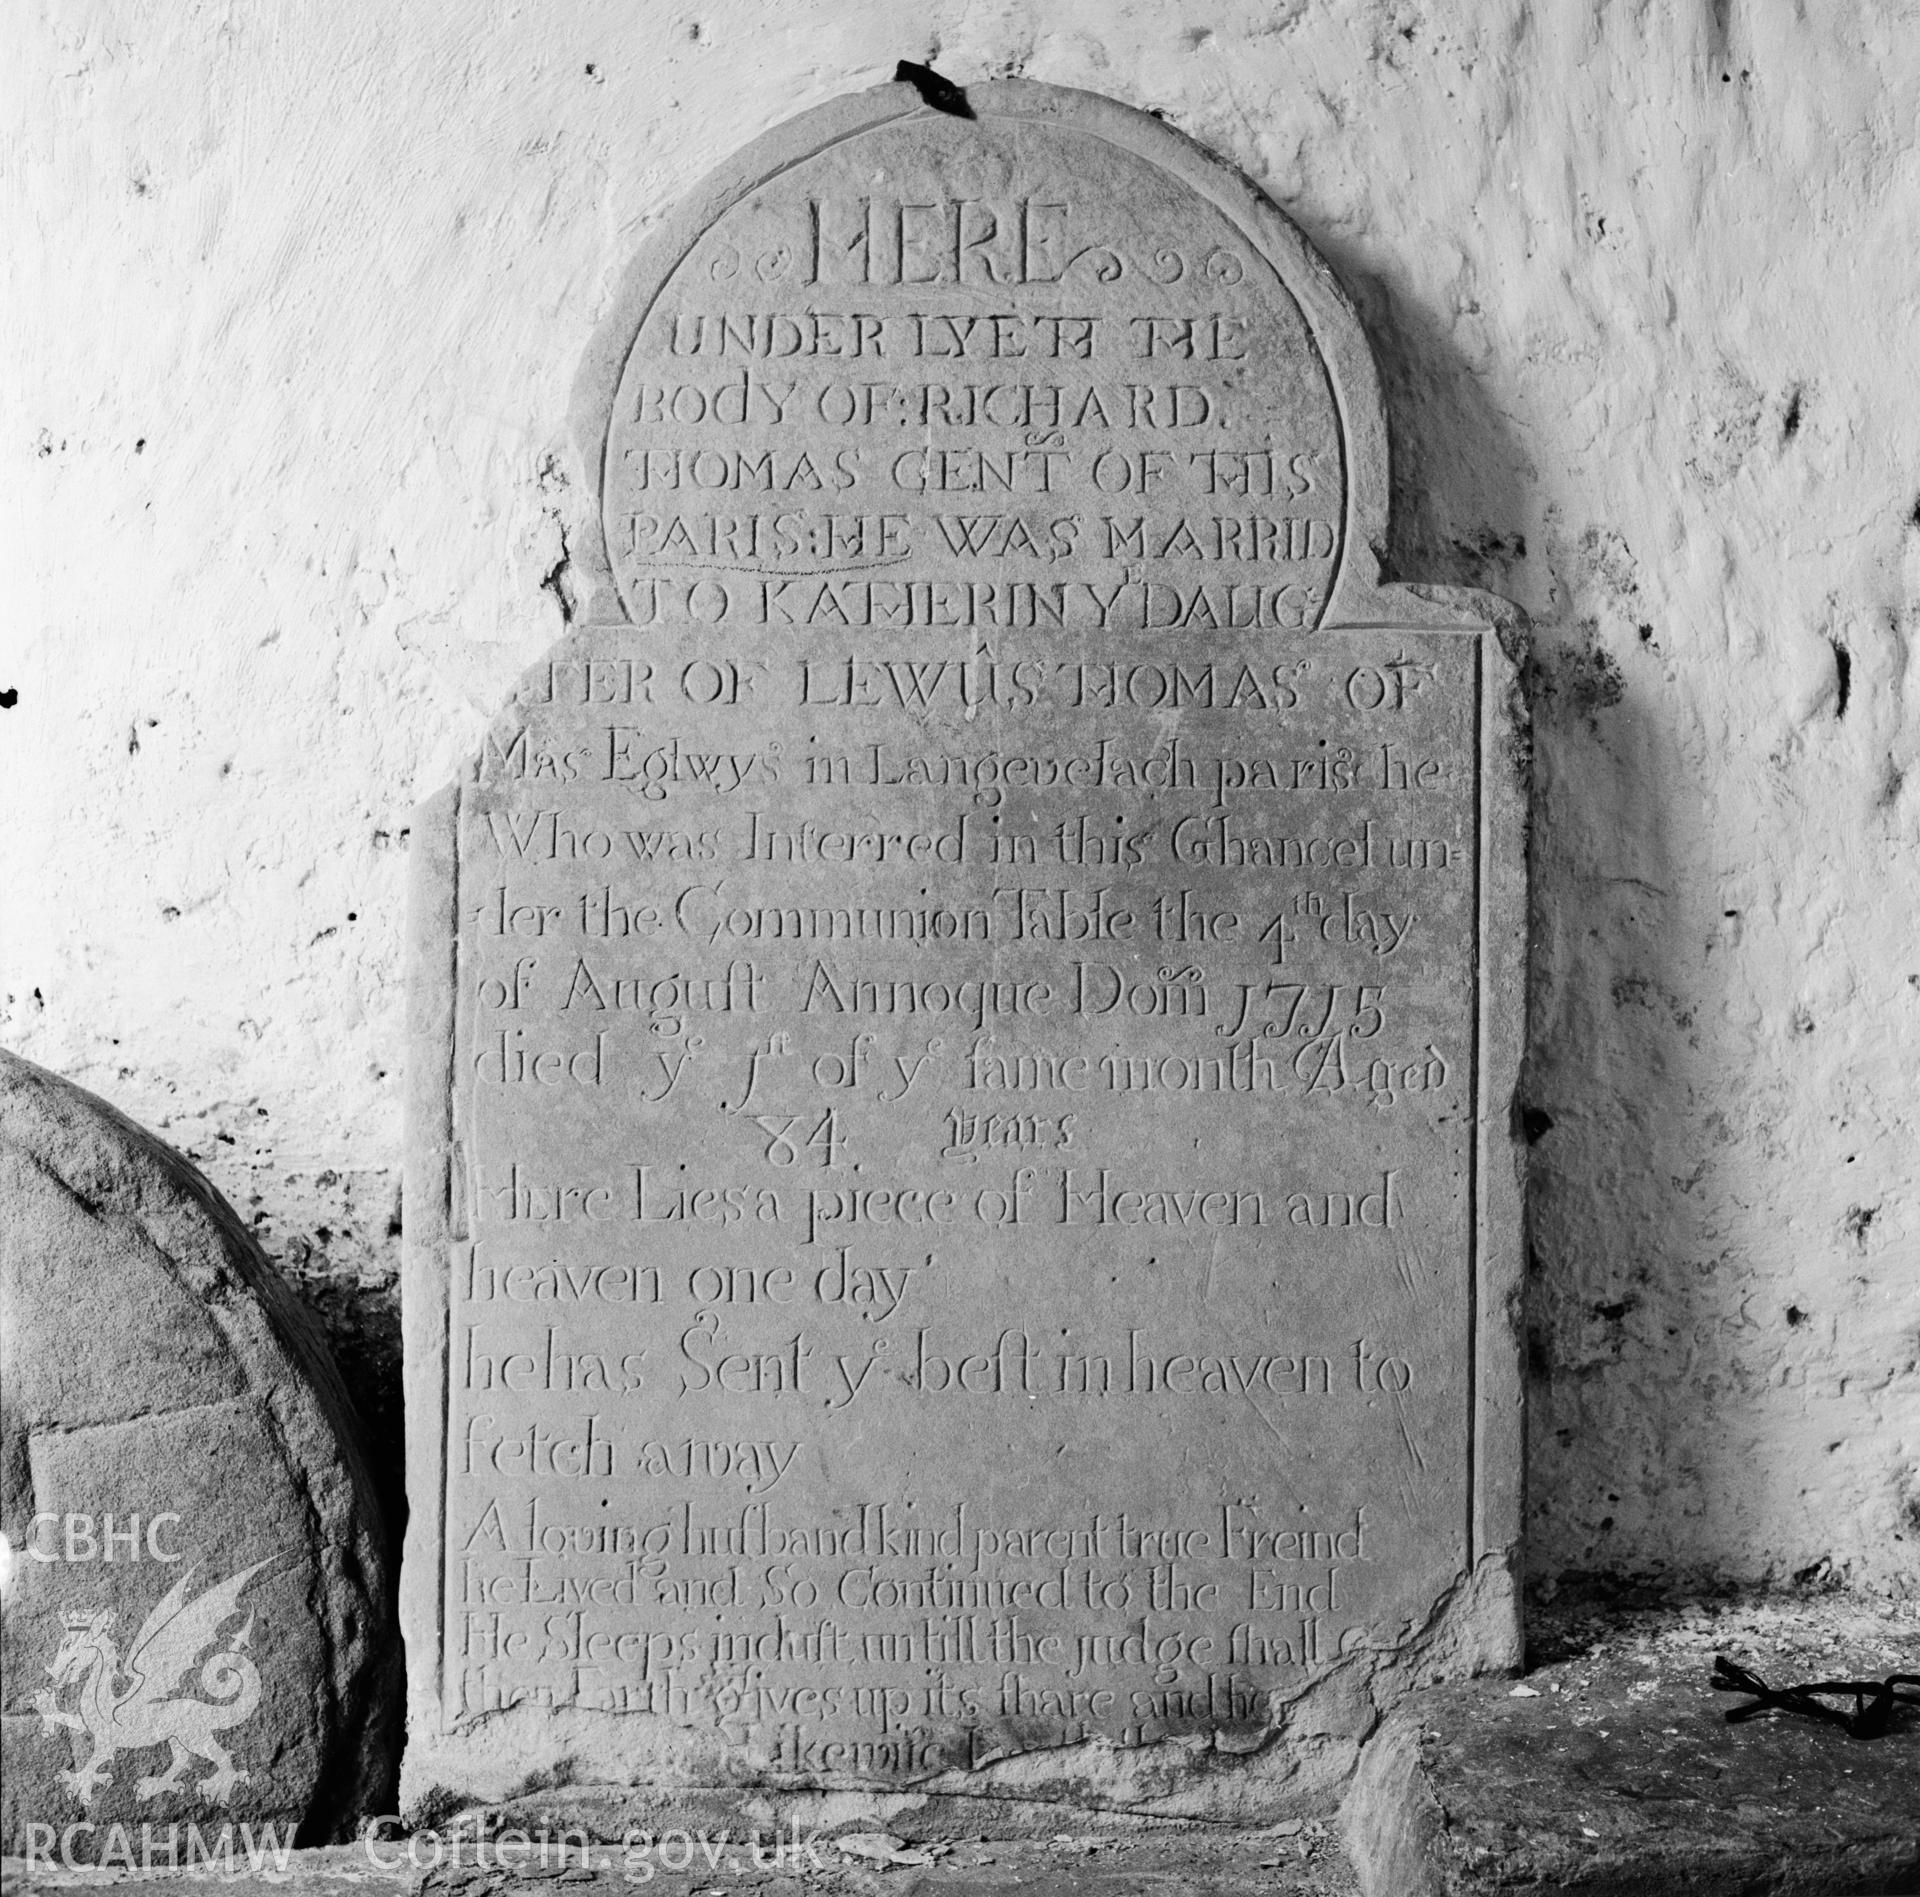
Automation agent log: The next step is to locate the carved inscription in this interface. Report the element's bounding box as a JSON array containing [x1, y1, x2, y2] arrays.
[[601, 118, 1345, 641], [449, 623, 1480, 1766], [427, 101, 1501, 1781]]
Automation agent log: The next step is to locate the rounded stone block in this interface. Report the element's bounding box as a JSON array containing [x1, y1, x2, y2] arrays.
[[0, 1049, 398, 1858]]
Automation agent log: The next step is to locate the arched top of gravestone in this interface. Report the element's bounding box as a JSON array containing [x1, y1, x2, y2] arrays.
[[572, 78, 1391, 632]]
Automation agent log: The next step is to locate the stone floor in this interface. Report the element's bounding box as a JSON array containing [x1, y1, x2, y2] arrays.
[[0, 1825, 1359, 1897]]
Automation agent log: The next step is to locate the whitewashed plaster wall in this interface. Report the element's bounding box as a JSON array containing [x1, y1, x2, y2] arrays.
[[8, 0, 1918, 1594]]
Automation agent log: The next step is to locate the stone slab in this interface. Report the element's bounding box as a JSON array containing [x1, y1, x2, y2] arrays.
[[0, 1050, 398, 1856], [1343, 1605, 1920, 1895], [402, 75, 1527, 1819]]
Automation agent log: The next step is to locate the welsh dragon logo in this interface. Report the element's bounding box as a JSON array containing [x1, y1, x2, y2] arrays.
[[32, 1558, 273, 1806]]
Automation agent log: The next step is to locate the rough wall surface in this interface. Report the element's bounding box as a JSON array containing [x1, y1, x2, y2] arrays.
[[7, 1, 1918, 1598]]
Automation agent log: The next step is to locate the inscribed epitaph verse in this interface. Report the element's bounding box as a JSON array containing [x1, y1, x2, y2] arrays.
[[403, 80, 1525, 1814]]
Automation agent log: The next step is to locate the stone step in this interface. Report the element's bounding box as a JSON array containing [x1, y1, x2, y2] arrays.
[[1343, 1647, 1919, 1894]]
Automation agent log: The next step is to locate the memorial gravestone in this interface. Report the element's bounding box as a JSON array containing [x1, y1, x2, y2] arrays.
[[403, 79, 1526, 1818]]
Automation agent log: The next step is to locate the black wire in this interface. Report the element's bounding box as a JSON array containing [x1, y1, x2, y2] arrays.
[[1712, 1655, 1920, 1739]]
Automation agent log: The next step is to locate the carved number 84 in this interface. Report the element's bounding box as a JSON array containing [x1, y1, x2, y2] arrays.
[[752, 1107, 845, 1167]]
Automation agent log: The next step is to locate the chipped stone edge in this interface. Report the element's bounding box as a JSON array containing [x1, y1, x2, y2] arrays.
[[401, 784, 463, 1814], [1340, 1710, 1446, 1897]]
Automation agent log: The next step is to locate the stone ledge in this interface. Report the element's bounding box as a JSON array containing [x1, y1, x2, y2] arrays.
[[1343, 1599, 1920, 1895]]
